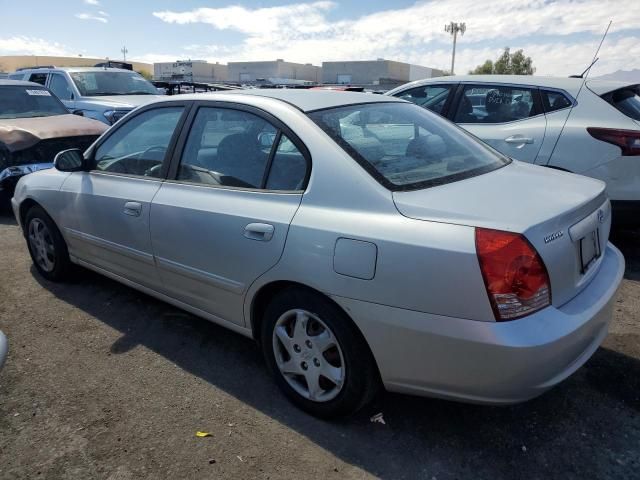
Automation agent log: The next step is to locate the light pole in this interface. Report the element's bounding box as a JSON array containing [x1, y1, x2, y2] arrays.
[[121, 46, 128, 62], [445, 22, 466, 75]]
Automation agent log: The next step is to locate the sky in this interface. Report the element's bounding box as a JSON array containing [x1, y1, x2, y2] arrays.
[[0, 0, 638, 76]]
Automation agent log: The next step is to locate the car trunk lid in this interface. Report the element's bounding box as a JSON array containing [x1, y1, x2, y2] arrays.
[[392, 161, 610, 307]]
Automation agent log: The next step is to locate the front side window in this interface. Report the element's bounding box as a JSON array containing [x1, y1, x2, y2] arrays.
[[541, 90, 573, 113], [70, 71, 157, 96], [454, 85, 539, 124], [395, 85, 453, 115], [93, 107, 184, 177], [48, 74, 73, 101], [309, 102, 509, 190], [0, 86, 68, 119], [177, 107, 307, 190]]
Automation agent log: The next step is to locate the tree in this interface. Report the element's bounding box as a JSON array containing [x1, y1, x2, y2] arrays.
[[470, 48, 535, 75]]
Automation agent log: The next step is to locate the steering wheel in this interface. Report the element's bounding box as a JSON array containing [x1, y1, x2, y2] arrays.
[[141, 146, 167, 177]]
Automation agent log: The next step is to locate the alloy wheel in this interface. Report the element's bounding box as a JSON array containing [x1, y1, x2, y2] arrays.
[[272, 309, 346, 402], [28, 218, 56, 273]]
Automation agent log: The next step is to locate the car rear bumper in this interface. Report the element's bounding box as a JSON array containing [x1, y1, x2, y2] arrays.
[[331, 243, 625, 404], [0, 330, 7, 371]]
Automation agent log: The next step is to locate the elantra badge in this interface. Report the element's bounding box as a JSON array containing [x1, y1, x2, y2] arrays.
[[544, 230, 564, 244]]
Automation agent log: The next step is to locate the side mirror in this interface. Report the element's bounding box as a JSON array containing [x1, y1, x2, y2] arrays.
[[72, 109, 84, 116], [54, 149, 86, 172]]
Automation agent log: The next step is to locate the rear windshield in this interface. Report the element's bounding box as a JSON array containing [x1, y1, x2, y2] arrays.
[[308, 102, 509, 190], [603, 85, 640, 121], [0, 86, 68, 119]]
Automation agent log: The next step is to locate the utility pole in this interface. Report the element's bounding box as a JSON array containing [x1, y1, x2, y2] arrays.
[[121, 46, 128, 62], [444, 22, 466, 75]]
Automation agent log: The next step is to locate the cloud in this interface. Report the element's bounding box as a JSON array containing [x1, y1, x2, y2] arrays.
[[98, 11, 109, 17], [152, 0, 639, 76], [75, 12, 108, 23], [84, 0, 100, 5], [0, 36, 74, 56]]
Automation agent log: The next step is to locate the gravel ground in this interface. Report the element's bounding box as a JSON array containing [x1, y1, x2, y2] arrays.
[[0, 209, 638, 480]]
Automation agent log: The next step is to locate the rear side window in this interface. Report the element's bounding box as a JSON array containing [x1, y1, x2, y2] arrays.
[[541, 90, 573, 113], [453, 85, 540, 124], [309, 102, 509, 191], [28, 73, 48, 85], [177, 107, 308, 191], [602, 86, 640, 121], [394, 85, 454, 115]]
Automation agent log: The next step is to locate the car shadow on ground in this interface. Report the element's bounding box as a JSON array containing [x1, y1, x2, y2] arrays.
[[25, 221, 640, 479]]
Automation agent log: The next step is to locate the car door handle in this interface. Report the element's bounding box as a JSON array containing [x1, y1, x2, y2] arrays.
[[123, 201, 142, 217], [504, 135, 534, 145], [244, 223, 274, 241]]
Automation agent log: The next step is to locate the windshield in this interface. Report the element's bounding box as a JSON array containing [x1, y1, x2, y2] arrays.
[[0, 86, 68, 119], [70, 71, 157, 96], [308, 102, 509, 190]]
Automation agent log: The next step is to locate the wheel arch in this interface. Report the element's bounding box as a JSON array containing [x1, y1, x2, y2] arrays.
[[18, 197, 44, 234], [249, 280, 382, 379]]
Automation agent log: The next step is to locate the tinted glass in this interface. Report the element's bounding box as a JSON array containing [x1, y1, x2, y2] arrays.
[[265, 135, 307, 190], [48, 74, 73, 100], [454, 85, 538, 123], [94, 107, 183, 176], [395, 85, 453, 115], [607, 86, 640, 121], [178, 107, 281, 189], [28, 73, 47, 85], [541, 90, 572, 113], [70, 71, 157, 96], [309, 102, 508, 190], [0, 86, 68, 119]]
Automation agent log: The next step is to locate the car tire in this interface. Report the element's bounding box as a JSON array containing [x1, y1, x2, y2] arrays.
[[24, 205, 73, 282], [261, 287, 380, 418]]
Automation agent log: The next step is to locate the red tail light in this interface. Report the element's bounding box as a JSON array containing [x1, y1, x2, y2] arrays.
[[475, 228, 551, 321], [587, 127, 640, 156]]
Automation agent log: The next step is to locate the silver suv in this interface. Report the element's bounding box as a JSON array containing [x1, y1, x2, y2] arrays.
[[9, 67, 163, 125]]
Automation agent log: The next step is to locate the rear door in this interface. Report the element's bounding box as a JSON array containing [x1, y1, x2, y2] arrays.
[[60, 103, 190, 290], [451, 83, 547, 163], [150, 102, 310, 326]]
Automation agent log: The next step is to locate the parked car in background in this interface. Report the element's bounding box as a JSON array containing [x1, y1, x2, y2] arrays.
[[0, 330, 6, 371], [0, 80, 107, 201], [12, 90, 624, 418], [387, 76, 640, 226], [9, 67, 163, 125]]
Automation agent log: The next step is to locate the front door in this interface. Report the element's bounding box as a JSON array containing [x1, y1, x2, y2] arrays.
[[60, 104, 188, 289], [150, 104, 310, 325], [451, 84, 547, 163]]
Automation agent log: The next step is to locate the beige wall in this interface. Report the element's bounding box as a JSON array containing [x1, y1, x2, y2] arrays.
[[0, 56, 152, 75]]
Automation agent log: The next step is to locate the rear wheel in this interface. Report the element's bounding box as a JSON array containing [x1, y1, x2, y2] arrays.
[[25, 205, 72, 282], [261, 287, 380, 418]]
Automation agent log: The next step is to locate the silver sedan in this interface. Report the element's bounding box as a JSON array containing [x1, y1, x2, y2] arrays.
[[11, 90, 625, 418]]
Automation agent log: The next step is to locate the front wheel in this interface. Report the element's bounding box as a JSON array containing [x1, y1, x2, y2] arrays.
[[25, 205, 73, 282], [261, 288, 380, 418]]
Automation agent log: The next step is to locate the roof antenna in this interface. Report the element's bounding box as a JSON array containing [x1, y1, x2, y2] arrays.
[[547, 21, 611, 164], [570, 57, 599, 79]]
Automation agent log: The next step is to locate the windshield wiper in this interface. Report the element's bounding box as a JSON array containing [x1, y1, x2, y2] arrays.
[[127, 91, 155, 95]]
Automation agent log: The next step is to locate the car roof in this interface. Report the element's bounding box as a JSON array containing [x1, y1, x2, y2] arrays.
[[0, 79, 44, 87], [164, 89, 407, 112], [17, 67, 134, 74], [390, 75, 632, 97]]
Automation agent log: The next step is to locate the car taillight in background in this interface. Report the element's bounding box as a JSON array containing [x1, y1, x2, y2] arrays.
[[475, 228, 551, 321], [587, 127, 640, 156]]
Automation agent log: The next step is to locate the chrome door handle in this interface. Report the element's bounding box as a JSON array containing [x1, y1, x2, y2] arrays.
[[244, 223, 274, 241], [504, 135, 534, 145], [123, 201, 142, 217]]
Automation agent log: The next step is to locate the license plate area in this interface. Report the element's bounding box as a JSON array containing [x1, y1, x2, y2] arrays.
[[580, 229, 601, 274]]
